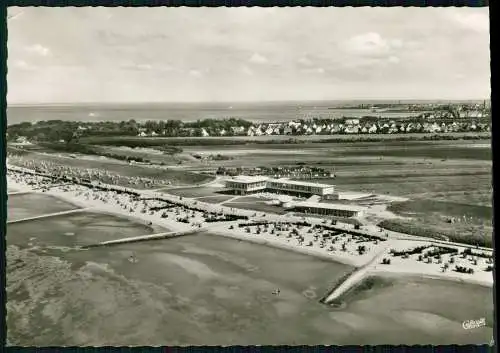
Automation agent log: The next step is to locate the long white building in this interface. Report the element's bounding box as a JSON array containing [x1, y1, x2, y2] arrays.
[[224, 175, 368, 218], [285, 201, 366, 218], [266, 178, 334, 196], [225, 176, 334, 196], [225, 176, 269, 195]]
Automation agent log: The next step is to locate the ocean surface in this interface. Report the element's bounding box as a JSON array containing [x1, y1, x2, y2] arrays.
[[6, 193, 494, 346], [7, 101, 441, 125]]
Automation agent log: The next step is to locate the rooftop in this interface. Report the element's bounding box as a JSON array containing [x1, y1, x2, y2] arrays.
[[228, 175, 270, 183], [268, 178, 334, 189], [293, 201, 367, 212]]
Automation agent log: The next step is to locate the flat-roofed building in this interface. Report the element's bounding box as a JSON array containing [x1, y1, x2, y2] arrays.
[[287, 201, 366, 218], [266, 178, 334, 196], [225, 176, 269, 195]]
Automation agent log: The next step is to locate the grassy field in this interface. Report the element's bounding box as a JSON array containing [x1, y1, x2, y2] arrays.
[[189, 139, 490, 247], [8, 151, 213, 187], [377, 199, 493, 247], [332, 174, 491, 205], [80, 132, 491, 146], [379, 219, 492, 248], [342, 146, 491, 161]]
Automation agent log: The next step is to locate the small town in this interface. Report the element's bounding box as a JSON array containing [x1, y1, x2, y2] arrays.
[[6, 102, 491, 143]]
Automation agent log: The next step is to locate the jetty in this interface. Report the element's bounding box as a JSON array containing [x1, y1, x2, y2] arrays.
[[322, 245, 389, 304], [8, 208, 92, 224], [82, 228, 204, 248]]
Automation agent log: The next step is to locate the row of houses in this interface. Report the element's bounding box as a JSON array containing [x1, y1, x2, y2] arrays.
[[245, 120, 490, 136], [132, 115, 490, 137], [135, 119, 490, 137]]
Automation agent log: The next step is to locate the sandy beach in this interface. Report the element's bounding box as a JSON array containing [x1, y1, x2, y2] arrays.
[[7, 166, 494, 291]]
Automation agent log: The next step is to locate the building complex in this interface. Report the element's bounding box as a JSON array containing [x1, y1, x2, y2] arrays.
[[225, 176, 366, 218], [225, 176, 334, 196]]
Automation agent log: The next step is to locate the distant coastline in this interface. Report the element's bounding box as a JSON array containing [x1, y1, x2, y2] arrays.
[[7, 101, 488, 125]]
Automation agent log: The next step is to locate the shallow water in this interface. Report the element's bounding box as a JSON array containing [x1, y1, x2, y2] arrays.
[[6, 206, 494, 345], [8, 193, 79, 221], [7, 211, 160, 248]]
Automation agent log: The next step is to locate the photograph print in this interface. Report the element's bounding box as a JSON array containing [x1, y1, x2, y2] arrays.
[[4, 6, 493, 346]]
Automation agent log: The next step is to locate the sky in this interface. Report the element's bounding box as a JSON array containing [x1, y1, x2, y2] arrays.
[[7, 7, 490, 104]]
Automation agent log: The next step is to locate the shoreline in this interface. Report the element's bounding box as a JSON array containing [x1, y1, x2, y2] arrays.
[[7, 169, 494, 289], [366, 268, 494, 288], [205, 228, 362, 267]]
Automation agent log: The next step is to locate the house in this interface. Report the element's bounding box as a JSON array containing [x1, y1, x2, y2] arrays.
[[138, 131, 147, 137], [430, 122, 441, 132], [15, 136, 30, 144], [150, 131, 158, 137], [449, 122, 459, 132], [315, 126, 322, 134], [344, 125, 359, 134], [284, 126, 293, 135], [388, 126, 398, 134], [201, 128, 210, 137], [460, 110, 484, 119], [219, 128, 227, 136], [368, 124, 378, 134], [345, 118, 360, 125], [231, 126, 245, 135], [361, 127, 368, 133]]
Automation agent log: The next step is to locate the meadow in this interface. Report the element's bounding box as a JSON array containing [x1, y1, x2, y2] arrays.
[[8, 150, 213, 187], [183, 139, 492, 247], [80, 132, 490, 147]]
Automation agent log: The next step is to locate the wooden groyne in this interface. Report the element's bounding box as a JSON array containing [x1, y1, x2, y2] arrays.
[[320, 246, 389, 305], [8, 208, 92, 224], [8, 191, 32, 196], [82, 228, 204, 249]]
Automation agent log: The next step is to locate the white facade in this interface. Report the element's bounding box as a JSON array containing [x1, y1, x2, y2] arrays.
[[225, 176, 269, 195], [225, 176, 335, 196], [288, 201, 366, 218], [266, 178, 334, 196]]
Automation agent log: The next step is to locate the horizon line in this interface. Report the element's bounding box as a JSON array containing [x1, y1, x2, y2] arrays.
[[7, 98, 490, 107]]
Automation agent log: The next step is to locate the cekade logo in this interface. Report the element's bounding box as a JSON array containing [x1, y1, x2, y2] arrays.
[[462, 318, 487, 330]]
